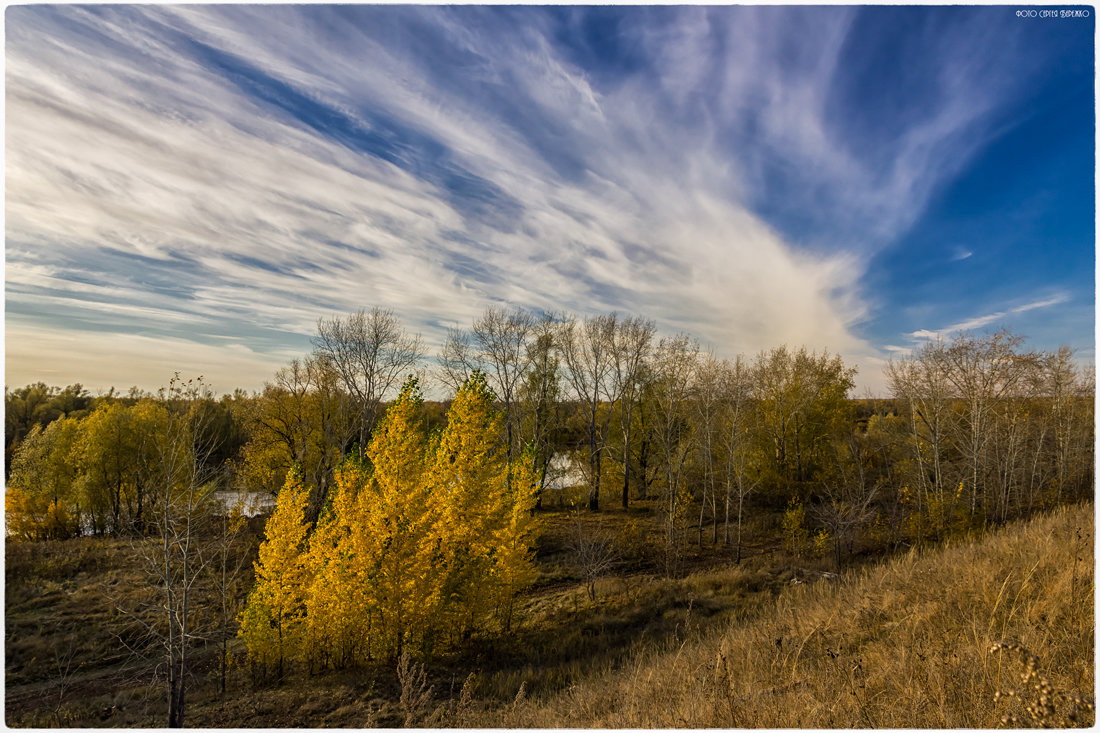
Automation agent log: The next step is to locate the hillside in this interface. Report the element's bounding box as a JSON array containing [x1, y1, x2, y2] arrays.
[[477, 501, 1095, 728], [5, 501, 1093, 727]]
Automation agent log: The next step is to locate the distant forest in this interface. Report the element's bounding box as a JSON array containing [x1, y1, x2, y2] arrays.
[[8, 307, 1093, 544]]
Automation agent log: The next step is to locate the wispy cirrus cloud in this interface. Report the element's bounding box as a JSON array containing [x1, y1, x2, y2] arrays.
[[908, 293, 1071, 342], [5, 6, 1060, 394]]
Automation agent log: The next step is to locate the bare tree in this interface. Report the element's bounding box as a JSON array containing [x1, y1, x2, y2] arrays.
[[313, 307, 422, 455], [438, 327, 476, 395], [1043, 346, 1093, 505], [694, 354, 724, 545], [557, 313, 619, 512], [126, 376, 223, 728], [714, 355, 757, 561], [886, 344, 953, 535], [941, 330, 1032, 520], [650, 334, 700, 575], [609, 316, 655, 509], [518, 313, 563, 506], [567, 513, 619, 601], [471, 306, 535, 468], [816, 429, 881, 568]]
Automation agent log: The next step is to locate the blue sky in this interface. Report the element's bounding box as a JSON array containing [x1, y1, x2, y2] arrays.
[[5, 5, 1094, 395]]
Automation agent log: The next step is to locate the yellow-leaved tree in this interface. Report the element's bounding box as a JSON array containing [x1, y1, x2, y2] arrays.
[[357, 378, 441, 657], [490, 447, 540, 631], [6, 417, 81, 540], [241, 372, 541, 675], [300, 460, 370, 671], [429, 371, 540, 642], [238, 468, 311, 679], [302, 379, 442, 666]]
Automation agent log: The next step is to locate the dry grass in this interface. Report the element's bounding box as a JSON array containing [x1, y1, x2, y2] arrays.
[[483, 501, 1095, 728], [5, 537, 165, 727], [5, 530, 260, 728], [7, 500, 1091, 728]]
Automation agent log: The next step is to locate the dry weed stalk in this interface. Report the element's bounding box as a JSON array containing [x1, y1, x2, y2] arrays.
[[712, 651, 745, 726], [50, 638, 81, 725], [396, 650, 434, 727], [435, 672, 478, 726], [494, 680, 530, 728], [1070, 525, 1089, 606], [991, 641, 1094, 727], [511, 679, 528, 718], [457, 673, 479, 718]]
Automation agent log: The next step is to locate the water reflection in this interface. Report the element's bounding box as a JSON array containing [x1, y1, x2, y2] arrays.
[[213, 490, 276, 517]]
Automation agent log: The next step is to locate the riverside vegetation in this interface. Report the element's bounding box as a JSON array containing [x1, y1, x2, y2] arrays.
[[5, 307, 1095, 727]]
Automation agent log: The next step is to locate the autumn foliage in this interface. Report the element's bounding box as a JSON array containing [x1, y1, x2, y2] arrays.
[[238, 374, 540, 674]]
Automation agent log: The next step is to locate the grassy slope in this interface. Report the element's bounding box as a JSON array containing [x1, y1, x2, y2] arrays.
[[483, 502, 1095, 728], [5, 502, 1094, 727]]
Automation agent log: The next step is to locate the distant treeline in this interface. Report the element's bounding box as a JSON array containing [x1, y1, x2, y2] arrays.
[[6, 307, 1094, 563]]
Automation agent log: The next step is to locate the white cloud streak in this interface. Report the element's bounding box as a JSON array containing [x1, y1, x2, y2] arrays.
[[908, 293, 1070, 342]]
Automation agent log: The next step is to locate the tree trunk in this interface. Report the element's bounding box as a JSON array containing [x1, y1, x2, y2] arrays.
[[621, 424, 631, 510], [588, 412, 600, 511], [735, 492, 745, 564]]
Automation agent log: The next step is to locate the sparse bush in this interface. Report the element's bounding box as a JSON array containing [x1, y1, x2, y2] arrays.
[[781, 497, 809, 556], [614, 517, 651, 564], [811, 527, 832, 559], [568, 515, 619, 601]]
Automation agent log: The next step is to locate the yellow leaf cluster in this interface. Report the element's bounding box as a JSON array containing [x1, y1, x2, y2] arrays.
[[5, 488, 76, 541], [239, 373, 541, 675]]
